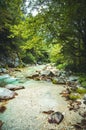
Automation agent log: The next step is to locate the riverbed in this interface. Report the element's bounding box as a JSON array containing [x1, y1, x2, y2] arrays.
[[0, 65, 81, 130]]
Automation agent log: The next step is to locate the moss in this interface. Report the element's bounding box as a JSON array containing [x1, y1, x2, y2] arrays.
[[52, 79, 58, 84], [76, 87, 86, 94], [69, 93, 81, 100]]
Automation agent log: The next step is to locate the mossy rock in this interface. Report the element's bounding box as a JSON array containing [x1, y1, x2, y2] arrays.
[[69, 93, 81, 100], [52, 79, 58, 84], [76, 87, 86, 94]]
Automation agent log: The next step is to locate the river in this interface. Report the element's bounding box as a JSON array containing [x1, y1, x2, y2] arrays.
[[0, 65, 81, 130]]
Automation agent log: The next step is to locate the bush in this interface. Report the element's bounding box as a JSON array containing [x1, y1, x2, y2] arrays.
[[78, 75, 86, 88], [79, 76, 86, 83], [22, 53, 36, 64], [49, 44, 64, 64], [76, 87, 86, 94], [69, 93, 81, 100], [57, 63, 68, 70], [81, 81, 86, 88]]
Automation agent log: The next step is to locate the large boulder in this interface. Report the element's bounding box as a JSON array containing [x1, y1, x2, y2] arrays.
[[0, 53, 20, 67], [0, 68, 8, 73], [5, 84, 24, 91], [0, 87, 17, 100]]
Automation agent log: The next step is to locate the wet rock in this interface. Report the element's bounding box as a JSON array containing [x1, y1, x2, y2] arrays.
[[0, 87, 17, 100], [5, 84, 24, 91], [48, 112, 64, 124]]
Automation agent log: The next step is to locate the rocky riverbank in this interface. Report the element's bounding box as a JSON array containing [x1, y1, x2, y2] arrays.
[[0, 64, 86, 130]]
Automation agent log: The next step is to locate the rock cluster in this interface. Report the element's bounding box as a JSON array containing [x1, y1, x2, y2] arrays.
[[0, 74, 24, 100], [26, 64, 71, 84]]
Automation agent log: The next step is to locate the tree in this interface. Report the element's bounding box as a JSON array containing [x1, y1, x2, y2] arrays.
[[0, 0, 26, 60], [30, 0, 86, 71]]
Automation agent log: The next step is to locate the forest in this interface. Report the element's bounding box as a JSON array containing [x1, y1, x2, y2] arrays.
[[0, 1, 86, 130], [0, 0, 86, 72]]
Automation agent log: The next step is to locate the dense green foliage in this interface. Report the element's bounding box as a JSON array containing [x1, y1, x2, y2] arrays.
[[30, 0, 86, 72], [0, 0, 86, 72], [0, 0, 25, 63]]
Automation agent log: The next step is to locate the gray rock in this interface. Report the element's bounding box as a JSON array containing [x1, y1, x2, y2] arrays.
[[0, 68, 7, 73], [26, 72, 39, 79], [5, 84, 24, 90], [48, 112, 64, 124], [0, 87, 17, 100], [68, 76, 78, 81], [40, 70, 51, 76]]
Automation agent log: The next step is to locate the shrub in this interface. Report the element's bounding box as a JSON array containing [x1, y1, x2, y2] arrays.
[[76, 87, 86, 94], [69, 93, 81, 100], [57, 63, 68, 70], [22, 53, 36, 64]]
